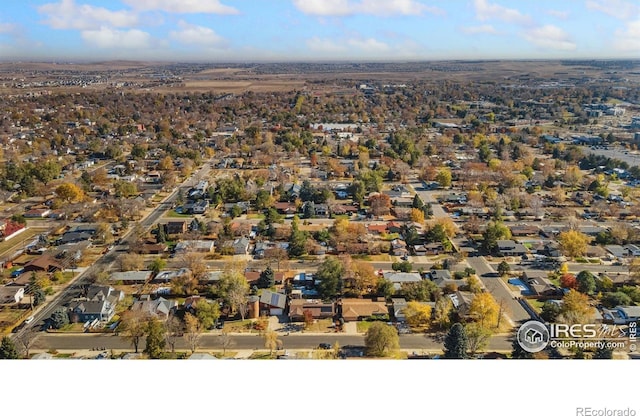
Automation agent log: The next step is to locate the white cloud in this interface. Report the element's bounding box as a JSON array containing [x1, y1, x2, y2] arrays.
[[293, 0, 443, 16], [546, 10, 570, 19], [523, 25, 576, 51], [614, 19, 640, 51], [306, 36, 391, 55], [461, 24, 499, 35], [306, 37, 348, 53], [586, 0, 640, 20], [0, 23, 18, 34], [38, 0, 138, 30], [122, 0, 238, 14], [170, 21, 226, 47], [473, 0, 531, 25], [81, 27, 152, 49], [347, 37, 390, 52]]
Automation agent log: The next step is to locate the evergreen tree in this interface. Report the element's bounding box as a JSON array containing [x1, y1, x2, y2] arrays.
[[443, 323, 468, 359], [258, 266, 275, 289], [156, 224, 167, 244], [511, 338, 533, 359], [0, 336, 20, 359], [51, 307, 69, 329], [412, 194, 424, 209]]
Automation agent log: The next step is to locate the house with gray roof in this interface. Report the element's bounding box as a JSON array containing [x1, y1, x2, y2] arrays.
[[259, 290, 287, 316], [109, 271, 152, 285], [383, 272, 422, 291], [130, 296, 177, 320]]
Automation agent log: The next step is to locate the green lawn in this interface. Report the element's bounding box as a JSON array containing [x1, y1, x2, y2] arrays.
[[246, 213, 265, 220], [165, 210, 193, 218]]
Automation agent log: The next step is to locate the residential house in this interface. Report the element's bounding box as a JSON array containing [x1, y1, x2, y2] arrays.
[[509, 224, 541, 237], [288, 299, 335, 321], [337, 299, 389, 322], [23, 255, 64, 273], [68, 299, 116, 323], [130, 295, 177, 320], [274, 202, 297, 215], [601, 306, 640, 325], [383, 271, 422, 291], [165, 221, 188, 236], [154, 268, 190, 283], [414, 242, 445, 256], [496, 240, 528, 257], [448, 291, 476, 320], [523, 270, 559, 297], [183, 200, 209, 215], [86, 285, 125, 304], [390, 239, 408, 257], [174, 240, 215, 254], [222, 237, 251, 255], [259, 290, 287, 316], [109, 271, 152, 285], [391, 298, 408, 322], [0, 285, 25, 304]]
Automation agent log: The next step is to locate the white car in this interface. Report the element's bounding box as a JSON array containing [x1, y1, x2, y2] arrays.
[[24, 316, 34, 324]]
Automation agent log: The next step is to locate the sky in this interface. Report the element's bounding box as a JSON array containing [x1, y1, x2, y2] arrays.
[[0, 0, 639, 62]]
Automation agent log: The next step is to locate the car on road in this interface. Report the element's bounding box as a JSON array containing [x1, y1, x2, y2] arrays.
[[24, 316, 34, 324], [318, 343, 332, 350]]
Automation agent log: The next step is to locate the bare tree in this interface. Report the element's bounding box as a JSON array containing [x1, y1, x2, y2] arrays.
[[120, 309, 149, 353], [16, 329, 38, 359], [218, 327, 234, 355], [184, 313, 202, 353], [163, 315, 184, 354]]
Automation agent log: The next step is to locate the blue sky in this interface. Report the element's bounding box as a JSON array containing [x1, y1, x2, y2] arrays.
[[0, 0, 639, 61]]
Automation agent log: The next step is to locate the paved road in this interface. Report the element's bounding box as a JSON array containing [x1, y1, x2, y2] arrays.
[[12, 161, 214, 339], [466, 256, 533, 324], [31, 332, 512, 352]]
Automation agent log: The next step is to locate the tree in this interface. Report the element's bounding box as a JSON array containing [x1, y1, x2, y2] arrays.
[[316, 257, 344, 300], [364, 321, 400, 357], [184, 313, 203, 353], [593, 345, 613, 359], [196, 300, 221, 330], [15, 330, 37, 359], [465, 323, 491, 356], [144, 319, 166, 359], [0, 336, 19, 359], [497, 261, 510, 276], [258, 266, 275, 289], [347, 261, 378, 296], [468, 292, 500, 330], [368, 193, 391, 216], [218, 327, 234, 355], [466, 275, 483, 294], [558, 230, 590, 259], [481, 221, 511, 253], [263, 330, 282, 356], [511, 338, 533, 359], [435, 167, 452, 188], [163, 316, 183, 354], [601, 292, 632, 308], [558, 289, 593, 325], [541, 301, 561, 322], [216, 264, 249, 320], [412, 194, 424, 209], [118, 253, 145, 272], [576, 270, 597, 295], [433, 296, 453, 330], [410, 208, 425, 224], [404, 301, 432, 329], [560, 273, 577, 289], [156, 224, 167, 244], [33, 288, 46, 307], [443, 323, 468, 359], [149, 257, 166, 275], [55, 182, 84, 203], [50, 307, 69, 329], [120, 309, 149, 353]]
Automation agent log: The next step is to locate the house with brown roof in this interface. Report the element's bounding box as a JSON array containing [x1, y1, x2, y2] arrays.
[[165, 221, 188, 236], [288, 299, 335, 321], [337, 299, 389, 322], [23, 254, 64, 273]]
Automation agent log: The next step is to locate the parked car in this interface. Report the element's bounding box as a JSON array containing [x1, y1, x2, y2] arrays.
[[318, 343, 331, 350]]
